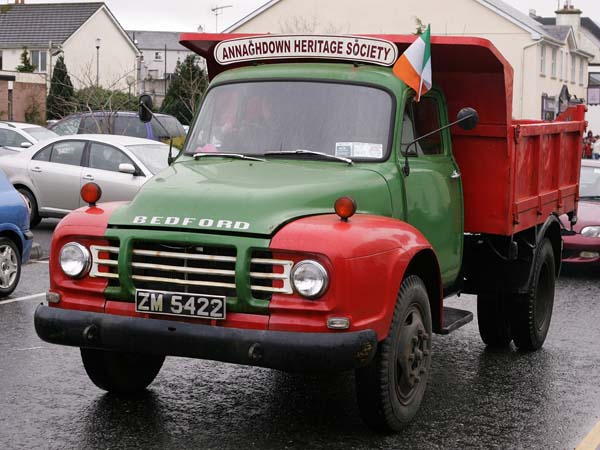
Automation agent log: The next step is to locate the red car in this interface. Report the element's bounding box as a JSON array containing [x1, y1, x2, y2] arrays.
[[562, 160, 600, 266]]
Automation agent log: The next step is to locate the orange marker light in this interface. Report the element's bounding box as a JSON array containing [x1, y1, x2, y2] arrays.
[[81, 182, 102, 206], [334, 196, 357, 221]]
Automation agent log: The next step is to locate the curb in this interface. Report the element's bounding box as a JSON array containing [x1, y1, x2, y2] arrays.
[[29, 243, 44, 261]]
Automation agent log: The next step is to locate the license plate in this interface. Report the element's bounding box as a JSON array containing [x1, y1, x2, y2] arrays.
[[135, 289, 226, 320]]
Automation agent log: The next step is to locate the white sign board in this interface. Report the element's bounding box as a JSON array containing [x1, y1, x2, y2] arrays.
[[214, 35, 398, 67]]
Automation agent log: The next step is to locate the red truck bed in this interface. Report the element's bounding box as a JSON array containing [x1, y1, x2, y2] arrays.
[[181, 33, 586, 236]]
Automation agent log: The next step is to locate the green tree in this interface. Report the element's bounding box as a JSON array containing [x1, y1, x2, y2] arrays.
[[47, 55, 75, 120], [16, 47, 35, 72], [160, 55, 207, 125]]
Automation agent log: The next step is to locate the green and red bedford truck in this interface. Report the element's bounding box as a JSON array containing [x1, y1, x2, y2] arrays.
[[35, 34, 585, 431]]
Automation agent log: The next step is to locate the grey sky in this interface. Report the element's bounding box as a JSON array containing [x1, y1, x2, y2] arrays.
[[12, 0, 600, 33]]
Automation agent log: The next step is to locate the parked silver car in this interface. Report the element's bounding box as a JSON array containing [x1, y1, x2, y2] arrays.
[[0, 134, 171, 227], [0, 121, 58, 154]]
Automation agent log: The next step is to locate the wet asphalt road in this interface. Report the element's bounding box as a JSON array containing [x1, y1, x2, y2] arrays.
[[1, 223, 599, 450]]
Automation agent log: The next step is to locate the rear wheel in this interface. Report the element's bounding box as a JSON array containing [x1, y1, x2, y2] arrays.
[[477, 293, 512, 348], [510, 238, 555, 351], [355, 275, 432, 432], [81, 348, 165, 394], [17, 187, 41, 228], [0, 237, 21, 298]]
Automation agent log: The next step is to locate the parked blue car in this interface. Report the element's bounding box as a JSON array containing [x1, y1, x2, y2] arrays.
[[0, 169, 32, 297], [49, 111, 186, 141]]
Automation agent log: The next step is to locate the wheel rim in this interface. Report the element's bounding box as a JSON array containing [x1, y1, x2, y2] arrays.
[[0, 245, 18, 289], [395, 304, 430, 405], [534, 261, 553, 332]]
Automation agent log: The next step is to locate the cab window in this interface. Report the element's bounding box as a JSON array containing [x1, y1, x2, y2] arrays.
[[402, 97, 443, 156]]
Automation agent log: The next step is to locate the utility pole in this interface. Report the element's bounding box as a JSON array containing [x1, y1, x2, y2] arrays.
[[211, 4, 232, 32], [164, 43, 168, 99]]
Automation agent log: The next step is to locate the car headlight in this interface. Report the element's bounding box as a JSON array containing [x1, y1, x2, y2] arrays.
[[291, 260, 329, 298], [59, 242, 91, 278], [581, 226, 600, 238]]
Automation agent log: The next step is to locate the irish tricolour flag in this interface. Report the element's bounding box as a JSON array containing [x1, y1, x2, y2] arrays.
[[392, 25, 432, 101]]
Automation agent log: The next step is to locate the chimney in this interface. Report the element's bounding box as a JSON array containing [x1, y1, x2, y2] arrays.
[[556, 1, 582, 34], [14, 0, 25, 4]]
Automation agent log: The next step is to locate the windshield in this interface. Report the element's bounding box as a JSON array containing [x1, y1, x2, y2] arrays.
[[151, 116, 186, 139], [580, 165, 600, 198], [185, 81, 393, 161], [126, 144, 171, 174], [24, 127, 57, 142]]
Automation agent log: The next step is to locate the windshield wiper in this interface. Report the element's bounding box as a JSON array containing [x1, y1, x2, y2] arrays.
[[193, 152, 265, 162], [264, 149, 353, 165]]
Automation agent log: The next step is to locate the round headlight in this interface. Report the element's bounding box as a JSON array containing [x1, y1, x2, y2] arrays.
[[581, 226, 600, 238], [59, 242, 91, 278], [291, 260, 329, 299]]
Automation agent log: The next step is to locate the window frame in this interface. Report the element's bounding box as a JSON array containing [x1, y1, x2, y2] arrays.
[[46, 139, 87, 166], [540, 44, 546, 76], [83, 140, 141, 175], [551, 47, 557, 78], [399, 92, 447, 158]]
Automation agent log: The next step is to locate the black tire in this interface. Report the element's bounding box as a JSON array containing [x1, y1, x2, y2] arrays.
[[510, 238, 555, 351], [0, 237, 21, 298], [81, 348, 165, 394], [477, 293, 512, 348], [355, 275, 432, 432], [17, 187, 41, 228]]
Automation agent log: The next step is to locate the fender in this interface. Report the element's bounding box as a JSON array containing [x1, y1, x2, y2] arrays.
[[50, 202, 127, 312], [522, 213, 562, 290], [269, 213, 442, 340]]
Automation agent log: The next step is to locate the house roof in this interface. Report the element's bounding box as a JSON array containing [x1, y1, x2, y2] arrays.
[[0, 2, 104, 48], [541, 25, 572, 42], [126, 30, 193, 51], [536, 16, 600, 43]]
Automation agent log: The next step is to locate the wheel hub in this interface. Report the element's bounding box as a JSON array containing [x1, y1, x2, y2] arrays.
[[0, 245, 17, 289], [396, 306, 430, 403]]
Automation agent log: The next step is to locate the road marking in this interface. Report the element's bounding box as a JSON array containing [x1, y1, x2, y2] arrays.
[[577, 422, 600, 450], [0, 292, 45, 305]]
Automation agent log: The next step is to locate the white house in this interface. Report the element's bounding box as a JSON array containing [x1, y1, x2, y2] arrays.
[[225, 0, 595, 120], [0, 2, 140, 91]]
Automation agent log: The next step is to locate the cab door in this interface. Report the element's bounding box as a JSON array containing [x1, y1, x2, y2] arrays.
[[399, 92, 463, 286]]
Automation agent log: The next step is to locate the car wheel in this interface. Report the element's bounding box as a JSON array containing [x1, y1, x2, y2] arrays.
[[17, 187, 41, 228], [355, 275, 432, 432], [477, 293, 512, 348], [81, 348, 165, 394], [510, 238, 555, 351], [0, 237, 21, 298]]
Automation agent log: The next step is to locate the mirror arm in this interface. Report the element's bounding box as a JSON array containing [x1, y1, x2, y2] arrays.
[[401, 113, 477, 177]]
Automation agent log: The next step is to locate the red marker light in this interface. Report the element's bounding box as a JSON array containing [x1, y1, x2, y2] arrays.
[[334, 196, 357, 221], [81, 182, 102, 206]]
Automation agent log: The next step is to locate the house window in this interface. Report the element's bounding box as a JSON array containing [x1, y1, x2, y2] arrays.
[[154, 51, 163, 61], [559, 50, 563, 80], [551, 48, 557, 78], [30, 50, 47, 72], [571, 54, 576, 83], [579, 58, 585, 85], [540, 44, 546, 75]]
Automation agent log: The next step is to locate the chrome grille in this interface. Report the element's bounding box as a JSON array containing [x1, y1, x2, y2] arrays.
[[89, 242, 294, 298]]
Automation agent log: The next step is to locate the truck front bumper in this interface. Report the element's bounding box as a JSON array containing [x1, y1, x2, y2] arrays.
[[34, 305, 378, 372]]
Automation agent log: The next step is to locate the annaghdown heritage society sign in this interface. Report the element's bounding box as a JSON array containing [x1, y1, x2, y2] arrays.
[[214, 35, 399, 66]]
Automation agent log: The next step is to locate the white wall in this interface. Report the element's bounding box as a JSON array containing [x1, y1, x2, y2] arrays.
[[231, 0, 590, 119], [62, 7, 138, 90]]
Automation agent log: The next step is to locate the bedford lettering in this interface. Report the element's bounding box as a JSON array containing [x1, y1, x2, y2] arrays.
[[131, 216, 250, 230]]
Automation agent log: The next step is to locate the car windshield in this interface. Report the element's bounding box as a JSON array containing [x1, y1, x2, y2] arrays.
[[23, 127, 57, 141], [126, 144, 171, 175], [185, 81, 393, 161], [580, 165, 600, 198]]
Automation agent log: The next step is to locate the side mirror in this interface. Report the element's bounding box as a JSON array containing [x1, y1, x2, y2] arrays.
[[138, 94, 154, 123], [457, 107, 479, 130], [21, 142, 32, 148], [118, 163, 137, 175]]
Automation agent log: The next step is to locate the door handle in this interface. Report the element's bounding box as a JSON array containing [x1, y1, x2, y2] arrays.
[[83, 174, 94, 180], [450, 170, 461, 179], [31, 166, 42, 173]]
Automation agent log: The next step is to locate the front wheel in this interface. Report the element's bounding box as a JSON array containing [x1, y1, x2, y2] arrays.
[[81, 348, 165, 394], [510, 238, 556, 351], [0, 237, 21, 298], [355, 275, 432, 432]]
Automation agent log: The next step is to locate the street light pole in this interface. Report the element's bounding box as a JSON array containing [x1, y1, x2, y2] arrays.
[[95, 37, 101, 86]]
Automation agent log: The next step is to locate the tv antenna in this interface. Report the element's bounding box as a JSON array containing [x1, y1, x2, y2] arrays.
[[211, 4, 232, 32]]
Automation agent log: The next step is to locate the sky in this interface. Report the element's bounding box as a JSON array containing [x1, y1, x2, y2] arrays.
[[6, 0, 600, 33]]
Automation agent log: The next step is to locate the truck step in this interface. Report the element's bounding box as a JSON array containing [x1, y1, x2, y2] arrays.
[[440, 307, 473, 335]]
